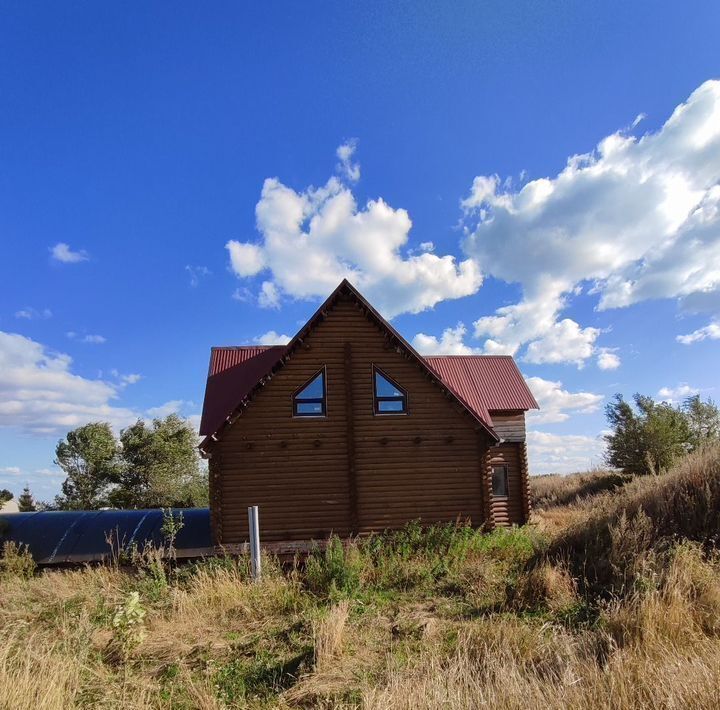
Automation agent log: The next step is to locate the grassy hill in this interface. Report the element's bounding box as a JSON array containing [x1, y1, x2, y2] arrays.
[[2, 446, 720, 709]]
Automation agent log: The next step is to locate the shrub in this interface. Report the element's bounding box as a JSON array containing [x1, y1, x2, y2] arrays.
[[0, 541, 36, 580], [305, 536, 363, 599], [110, 591, 147, 660]]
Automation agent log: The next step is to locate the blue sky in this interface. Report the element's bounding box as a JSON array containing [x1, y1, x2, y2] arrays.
[[2, 2, 720, 501]]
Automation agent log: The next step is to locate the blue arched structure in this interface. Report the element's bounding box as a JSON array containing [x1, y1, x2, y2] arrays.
[[0, 508, 212, 564]]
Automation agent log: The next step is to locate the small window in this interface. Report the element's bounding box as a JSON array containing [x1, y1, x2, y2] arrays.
[[293, 368, 326, 417], [492, 465, 509, 497], [373, 366, 407, 414]]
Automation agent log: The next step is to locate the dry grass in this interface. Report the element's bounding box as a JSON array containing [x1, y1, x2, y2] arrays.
[[1, 445, 720, 708], [530, 468, 629, 510], [313, 601, 350, 671]]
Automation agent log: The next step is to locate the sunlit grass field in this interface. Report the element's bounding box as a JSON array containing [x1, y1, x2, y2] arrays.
[[2, 446, 720, 708]]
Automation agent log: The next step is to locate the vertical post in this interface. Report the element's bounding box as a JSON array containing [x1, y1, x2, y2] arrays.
[[248, 505, 261, 581]]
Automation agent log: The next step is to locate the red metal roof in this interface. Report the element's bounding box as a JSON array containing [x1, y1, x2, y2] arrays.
[[424, 356, 538, 422], [200, 346, 286, 435], [200, 346, 537, 436]]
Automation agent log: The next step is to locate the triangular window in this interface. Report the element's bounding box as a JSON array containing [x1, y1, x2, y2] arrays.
[[373, 367, 407, 414], [293, 368, 326, 417]]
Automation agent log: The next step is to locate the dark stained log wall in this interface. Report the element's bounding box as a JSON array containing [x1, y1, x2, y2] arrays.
[[210, 294, 527, 543], [486, 443, 526, 526]]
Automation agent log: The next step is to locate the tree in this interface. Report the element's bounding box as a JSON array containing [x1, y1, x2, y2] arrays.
[[110, 414, 208, 509], [0, 489, 12, 504], [17, 485, 36, 512], [54, 422, 121, 509], [604, 394, 690, 475], [683, 395, 720, 449]]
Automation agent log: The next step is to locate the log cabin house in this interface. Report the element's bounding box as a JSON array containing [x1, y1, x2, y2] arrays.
[[199, 279, 538, 546]]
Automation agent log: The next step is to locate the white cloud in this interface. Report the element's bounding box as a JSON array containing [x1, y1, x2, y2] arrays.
[[15, 307, 52, 320], [657, 383, 699, 404], [231, 286, 253, 303], [631, 112, 647, 128], [525, 376, 603, 425], [0, 330, 138, 435], [145, 400, 188, 419], [676, 320, 720, 344], [35, 467, 63, 478], [254, 330, 291, 345], [226, 147, 482, 318], [258, 280, 281, 309], [50, 242, 89, 263], [412, 323, 479, 355], [462, 80, 720, 365], [121, 373, 142, 385], [67, 332, 107, 344], [597, 347, 621, 370], [226, 241, 266, 277], [186, 265, 211, 287], [336, 140, 360, 182], [0, 466, 21, 476], [527, 430, 606, 475], [143, 400, 201, 433]]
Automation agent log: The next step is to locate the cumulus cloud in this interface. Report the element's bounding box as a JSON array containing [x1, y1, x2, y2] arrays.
[[15, 307, 52, 320], [0, 331, 138, 435], [226, 241, 266, 277], [527, 430, 606, 475], [50, 242, 89, 263], [461, 80, 720, 365], [0, 466, 21, 476], [657, 383, 699, 404], [412, 323, 479, 355], [597, 347, 621, 370], [253, 330, 291, 345], [226, 144, 482, 318], [676, 320, 720, 344], [258, 280, 281, 309], [145, 400, 190, 419], [525, 376, 603, 425], [336, 139, 360, 182]]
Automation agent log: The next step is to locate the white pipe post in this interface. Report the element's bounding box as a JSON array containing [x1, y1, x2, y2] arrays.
[[248, 505, 261, 581]]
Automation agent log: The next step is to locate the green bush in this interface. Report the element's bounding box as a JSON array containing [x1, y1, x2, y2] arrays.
[[305, 536, 363, 599], [0, 541, 36, 579]]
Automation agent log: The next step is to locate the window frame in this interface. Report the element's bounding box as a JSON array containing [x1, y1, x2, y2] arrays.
[[372, 365, 408, 416], [491, 464, 509, 498], [291, 366, 327, 418]]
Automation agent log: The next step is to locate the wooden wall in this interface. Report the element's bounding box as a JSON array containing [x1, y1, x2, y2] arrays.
[[486, 443, 527, 526], [210, 293, 495, 543], [489, 411, 526, 442]]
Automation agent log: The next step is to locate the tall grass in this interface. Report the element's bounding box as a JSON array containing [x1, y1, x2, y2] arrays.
[[530, 468, 629, 509], [1, 445, 719, 707]]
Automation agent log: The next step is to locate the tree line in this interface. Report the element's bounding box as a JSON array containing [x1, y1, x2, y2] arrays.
[[6, 415, 208, 511], [605, 393, 720, 475]]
